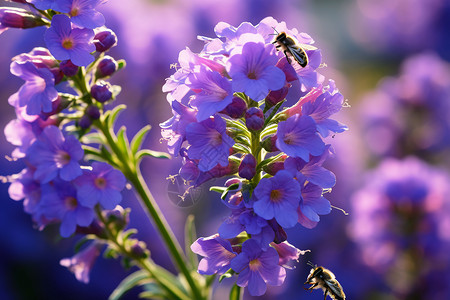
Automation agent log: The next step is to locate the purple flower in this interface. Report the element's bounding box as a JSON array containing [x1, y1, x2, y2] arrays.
[[284, 145, 336, 189], [270, 241, 307, 269], [26, 125, 84, 183], [190, 234, 237, 275], [94, 27, 117, 52], [276, 114, 326, 162], [29, 0, 55, 10], [298, 181, 331, 225], [301, 80, 348, 137], [231, 239, 286, 296], [53, 0, 106, 29], [253, 170, 301, 228], [74, 162, 126, 209], [186, 115, 235, 172], [227, 41, 285, 101], [8, 168, 49, 229], [349, 158, 450, 272], [40, 179, 95, 237], [219, 208, 268, 240], [188, 67, 233, 122], [60, 242, 103, 283], [160, 101, 197, 156], [245, 107, 264, 131], [44, 15, 95, 66], [4, 118, 36, 159], [10, 60, 58, 115]]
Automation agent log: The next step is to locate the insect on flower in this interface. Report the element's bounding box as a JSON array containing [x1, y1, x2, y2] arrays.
[[304, 261, 346, 300], [272, 29, 313, 68]]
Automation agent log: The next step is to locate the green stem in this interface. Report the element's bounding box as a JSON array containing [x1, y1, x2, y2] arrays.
[[95, 121, 203, 300], [250, 130, 262, 183], [95, 207, 190, 300]]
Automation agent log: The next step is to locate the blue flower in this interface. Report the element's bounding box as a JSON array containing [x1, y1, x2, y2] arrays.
[[188, 66, 233, 122], [53, 0, 106, 29], [298, 181, 331, 225], [190, 234, 237, 275], [39, 179, 95, 237], [10, 61, 58, 115], [26, 125, 83, 183], [276, 114, 325, 162], [160, 101, 197, 156], [231, 239, 286, 296], [253, 170, 301, 228], [227, 41, 285, 101], [60, 242, 103, 283], [29, 0, 55, 10], [284, 145, 336, 189], [186, 115, 235, 172], [44, 15, 95, 66], [74, 162, 126, 209], [302, 80, 348, 137]]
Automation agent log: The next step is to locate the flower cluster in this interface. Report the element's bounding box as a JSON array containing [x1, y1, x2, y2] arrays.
[[360, 52, 450, 159], [348, 157, 450, 298], [2, 0, 132, 283], [161, 17, 347, 295]]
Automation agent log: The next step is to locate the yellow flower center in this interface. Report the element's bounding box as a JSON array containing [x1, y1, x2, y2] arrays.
[[62, 38, 74, 50], [270, 189, 282, 202], [249, 259, 261, 271]]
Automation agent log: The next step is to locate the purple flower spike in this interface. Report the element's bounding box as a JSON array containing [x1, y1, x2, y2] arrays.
[[186, 115, 235, 172], [231, 239, 286, 296], [253, 170, 301, 228], [44, 14, 95, 66], [53, 0, 106, 29], [60, 242, 103, 283], [276, 114, 326, 162], [227, 42, 285, 101], [26, 125, 83, 183], [190, 234, 237, 275], [74, 162, 126, 209], [10, 61, 58, 115], [188, 67, 233, 122]]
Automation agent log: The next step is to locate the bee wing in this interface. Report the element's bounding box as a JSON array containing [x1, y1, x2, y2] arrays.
[[325, 279, 346, 300], [298, 43, 317, 51], [287, 45, 308, 67]]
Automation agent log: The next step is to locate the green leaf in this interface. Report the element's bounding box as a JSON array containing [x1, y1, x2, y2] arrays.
[[131, 125, 152, 154], [106, 104, 127, 129], [80, 132, 104, 145], [184, 215, 198, 270], [135, 149, 171, 162], [264, 99, 286, 127], [229, 284, 241, 300], [117, 126, 130, 158], [108, 270, 150, 300], [209, 186, 227, 194]]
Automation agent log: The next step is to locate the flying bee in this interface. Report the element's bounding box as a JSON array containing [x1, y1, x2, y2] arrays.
[[304, 262, 346, 300], [272, 30, 314, 68]]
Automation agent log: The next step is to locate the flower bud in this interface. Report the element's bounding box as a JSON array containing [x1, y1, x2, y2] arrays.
[[59, 60, 79, 77], [94, 28, 117, 52], [223, 96, 247, 118], [78, 114, 92, 129], [239, 154, 257, 180], [91, 81, 112, 103], [266, 83, 291, 107], [105, 206, 129, 231], [245, 107, 264, 131], [262, 156, 286, 176], [261, 135, 279, 152], [0, 7, 48, 30], [86, 105, 100, 120], [129, 241, 149, 259], [50, 67, 64, 85], [95, 56, 118, 78]]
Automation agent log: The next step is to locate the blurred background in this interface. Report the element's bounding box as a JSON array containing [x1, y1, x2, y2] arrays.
[[1, 0, 449, 299]]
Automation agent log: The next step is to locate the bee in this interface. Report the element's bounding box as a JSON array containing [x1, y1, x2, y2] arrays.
[[272, 30, 313, 68], [304, 262, 346, 300]]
